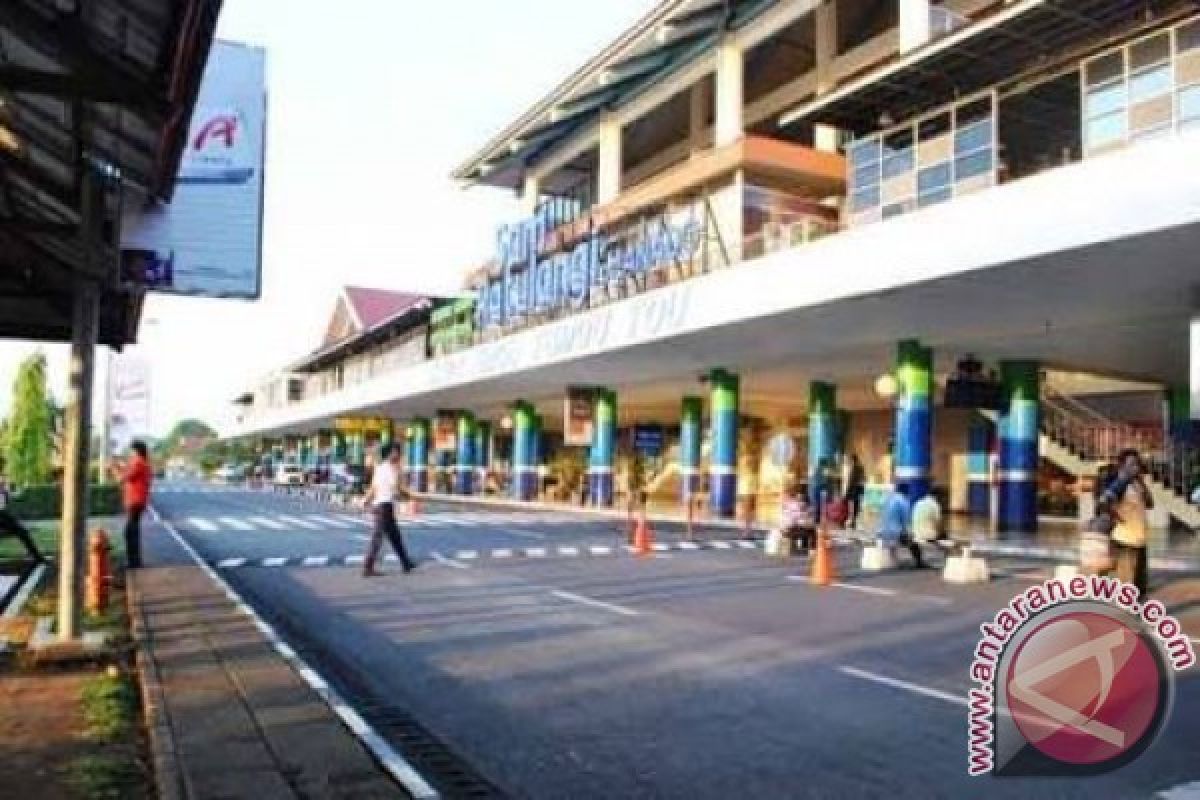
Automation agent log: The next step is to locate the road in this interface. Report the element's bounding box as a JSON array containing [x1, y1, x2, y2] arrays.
[[149, 481, 1200, 799]]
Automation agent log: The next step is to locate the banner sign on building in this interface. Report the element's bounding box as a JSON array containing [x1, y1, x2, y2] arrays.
[[121, 41, 266, 299], [632, 424, 665, 457], [563, 387, 595, 447], [434, 415, 458, 451], [476, 203, 703, 331], [334, 416, 391, 435], [109, 355, 151, 455]]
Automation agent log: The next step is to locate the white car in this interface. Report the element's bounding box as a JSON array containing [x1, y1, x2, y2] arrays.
[[213, 464, 244, 483], [274, 464, 305, 487]]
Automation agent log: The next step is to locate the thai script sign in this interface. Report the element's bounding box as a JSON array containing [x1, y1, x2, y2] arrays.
[[476, 204, 703, 331]]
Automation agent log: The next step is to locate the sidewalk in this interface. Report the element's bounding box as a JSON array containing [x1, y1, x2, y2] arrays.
[[129, 529, 408, 799]]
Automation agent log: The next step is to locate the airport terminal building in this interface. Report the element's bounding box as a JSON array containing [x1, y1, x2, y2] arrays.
[[234, 0, 1200, 532]]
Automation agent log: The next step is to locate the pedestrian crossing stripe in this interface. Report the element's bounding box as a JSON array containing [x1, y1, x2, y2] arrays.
[[276, 515, 320, 530], [310, 515, 352, 529], [188, 517, 218, 532], [249, 516, 287, 530], [212, 539, 766, 570], [218, 516, 254, 531]]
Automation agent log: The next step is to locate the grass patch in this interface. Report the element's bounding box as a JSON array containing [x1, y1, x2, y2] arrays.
[[80, 672, 136, 742], [64, 753, 143, 800], [0, 520, 127, 562]]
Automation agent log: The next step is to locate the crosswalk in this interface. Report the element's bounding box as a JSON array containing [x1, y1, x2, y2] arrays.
[[215, 538, 767, 570], [179, 511, 615, 534]]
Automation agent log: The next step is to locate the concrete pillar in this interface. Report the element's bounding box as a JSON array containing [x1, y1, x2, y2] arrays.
[[512, 402, 537, 501], [998, 361, 1040, 533], [688, 81, 707, 155], [815, 0, 838, 94], [598, 116, 622, 204], [680, 396, 703, 503], [475, 420, 492, 487], [808, 382, 837, 508], [899, 0, 932, 54], [521, 172, 541, 215], [348, 432, 365, 469], [456, 412, 477, 495], [895, 340, 933, 502], [410, 419, 430, 492], [714, 38, 744, 147], [966, 414, 992, 516], [589, 390, 617, 507], [709, 369, 740, 518]]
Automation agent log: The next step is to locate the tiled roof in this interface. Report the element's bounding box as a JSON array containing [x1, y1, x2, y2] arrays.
[[343, 286, 427, 331]]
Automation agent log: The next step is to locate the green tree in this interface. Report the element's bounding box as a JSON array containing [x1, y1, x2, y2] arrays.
[[5, 353, 54, 485]]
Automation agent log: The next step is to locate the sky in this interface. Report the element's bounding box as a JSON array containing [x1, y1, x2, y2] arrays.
[[0, 0, 652, 436]]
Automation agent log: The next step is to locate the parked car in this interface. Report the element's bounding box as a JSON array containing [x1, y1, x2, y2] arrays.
[[213, 464, 245, 483], [274, 463, 305, 487]]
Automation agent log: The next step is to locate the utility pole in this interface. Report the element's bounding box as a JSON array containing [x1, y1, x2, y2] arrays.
[[58, 168, 103, 642]]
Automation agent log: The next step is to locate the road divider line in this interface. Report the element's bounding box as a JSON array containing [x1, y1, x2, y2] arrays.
[[187, 517, 218, 532], [249, 516, 286, 530], [218, 558, 248, 569], [838, 665, 966, 708], [218, 516, 254, 531], [263, 557, 288, 568], [432, 553, 471, 570], [148, 506, 440, 800], [549, 589, 640, 617]]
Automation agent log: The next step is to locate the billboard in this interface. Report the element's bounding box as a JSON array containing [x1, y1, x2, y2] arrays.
[[563, 388, 595, 447], [121, 40, 266, 299], [109, 355, 151, 454]]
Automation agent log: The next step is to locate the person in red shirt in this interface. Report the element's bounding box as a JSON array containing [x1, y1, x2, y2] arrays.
[[120, 441, 153, 569]]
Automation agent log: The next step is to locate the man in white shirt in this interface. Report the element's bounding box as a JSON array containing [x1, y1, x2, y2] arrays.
[[361, 443, 416, 577], [910, 491, 945, 568]]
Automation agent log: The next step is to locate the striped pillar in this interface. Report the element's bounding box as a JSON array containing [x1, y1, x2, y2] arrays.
[[589, 390, 617, 507], [679, 396, 703, 503], [512, 402, 537, 501], [531, 413, 544, 499], [410, 419, 430, 492], [1167, 385, 1192, 443], [380, 421, 393, 449], [808, 382, 837, 508], [895, 340, 933, 502], [998, 361, 1040, 533], [708, 369, 740, 518], [966, 414, 993, 516], [332, 430, 347, 463], [475, 421, 492, 487], [456, 412, 477, 495]]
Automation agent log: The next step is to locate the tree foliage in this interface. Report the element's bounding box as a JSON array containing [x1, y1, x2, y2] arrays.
[[5, 353, 55, 485]]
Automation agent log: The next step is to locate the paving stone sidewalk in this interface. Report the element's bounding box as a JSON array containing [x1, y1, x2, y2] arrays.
[[128, 536, 406, 799]]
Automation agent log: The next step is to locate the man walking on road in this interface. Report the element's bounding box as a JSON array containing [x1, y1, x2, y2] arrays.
[[361, 443, 417, 577], [119, 440, 153, 570]]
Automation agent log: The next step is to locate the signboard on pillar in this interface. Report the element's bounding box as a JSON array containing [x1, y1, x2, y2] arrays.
[[120, 41, 266, 298], [109, 354, 151, 454], [563, 388, 595, 447], [632, 424, 665, 456], [434, 415, 458, 452]]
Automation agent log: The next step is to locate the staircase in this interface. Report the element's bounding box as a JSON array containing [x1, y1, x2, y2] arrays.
[[1040, 387, 1199, 531]]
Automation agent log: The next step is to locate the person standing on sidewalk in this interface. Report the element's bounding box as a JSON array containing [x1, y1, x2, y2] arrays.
[[361, 443, 416, 577], [1105, 448, 1153, 597], [119, 441, 152, 570], [844, 454, 866, 530]]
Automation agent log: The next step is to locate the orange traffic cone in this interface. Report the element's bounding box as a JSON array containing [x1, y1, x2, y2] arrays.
[[810, 525, 835, 586], [633, 512, 653, 557]]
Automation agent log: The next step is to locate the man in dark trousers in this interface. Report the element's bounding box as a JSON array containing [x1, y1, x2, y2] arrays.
[[119, 441, 153, 569], [0, 479, 45, 563], [361, 443, 416, 577]]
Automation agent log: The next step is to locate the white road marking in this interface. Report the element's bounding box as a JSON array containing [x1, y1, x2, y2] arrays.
[[345, 554, 366, 566], [589, 546, 612, 556], [218, 516, 254, 531], [651, 542, 670, 552], [709, 541, 732, 550], [218, 558, 247, 569], [456, 551, 479, 560], [525, 548, 547, 558], [303, 556, 330, 567], [737, 540, 759, 549], [432, 552, 471, 570], [277, 515, 320, 530], [831, 582, 898, 597], [336, 514, 370, 526], [310, 515, 352, 529], [1159, 780, 1200, 799], [353, 533, 370, 542], [249, 516, 287, 530], [838, 665, 966, 707], [550, 589, 640, 617], [558, 546, 580, 557], [492, 549, 513, 558], [187, 517, 218, 532], [262, 557, 288, 568], [677, 541, 700, 551]]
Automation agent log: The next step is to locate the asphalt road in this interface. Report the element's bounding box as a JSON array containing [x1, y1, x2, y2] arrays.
[[149, 482, 1200, 800]]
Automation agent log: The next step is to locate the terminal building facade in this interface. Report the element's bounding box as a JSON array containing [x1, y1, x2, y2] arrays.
[[234, 0, 1200, 532]]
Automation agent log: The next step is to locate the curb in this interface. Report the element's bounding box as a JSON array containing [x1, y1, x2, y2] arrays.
[[127, 572, 185, 800]]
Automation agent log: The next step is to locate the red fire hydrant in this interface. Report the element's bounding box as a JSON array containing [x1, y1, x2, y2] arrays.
[[86, 529, 112, 614]]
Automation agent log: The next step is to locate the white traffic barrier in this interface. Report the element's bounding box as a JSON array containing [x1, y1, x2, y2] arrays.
[[860, 541, 897, 572], [943, 547, 990, 584]]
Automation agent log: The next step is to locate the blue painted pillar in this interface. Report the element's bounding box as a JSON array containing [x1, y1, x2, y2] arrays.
[[808, 382, 837, 508], [332, 430, 347, 463], [1167, 385, 1194, 444], [475, 421, 492, 488], [679, 396, 703, 504], [456, 412, 477, 495], [347, 432, 365, 469], [512, 402, 537, 501], [410, 418, 430, 492], [589, 390, 617, 507], [895, 340, 934, 502], [708, 369, 740, 518], [966, 414, 993, 516], [998, 361, 1040, 533], [531, 413, 544, 499]]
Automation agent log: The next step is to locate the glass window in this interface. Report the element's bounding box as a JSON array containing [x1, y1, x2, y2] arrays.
[[1178, 19, 1200, 54], [1085, 81, 1127, 118], [852, 162, 880, 189], [956, 96, 993, 128], [1087, 51, 1124, 87], [917, 112, 952, 142], [882, 147, 914, 180], [955, 118, 993, 155], [955, 149, 993, 181], [1130, 64, 1171, 102], [1179, 84, 1200, 122], [917, 162, 952, 193], [918, 187, 953, 208], [1086, 112, 1126, 149], [850, 186, 880, 213], [1131, 33, 1169, 70], [1132, 124, 1170, 142], [847, 139, 881, 169]]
